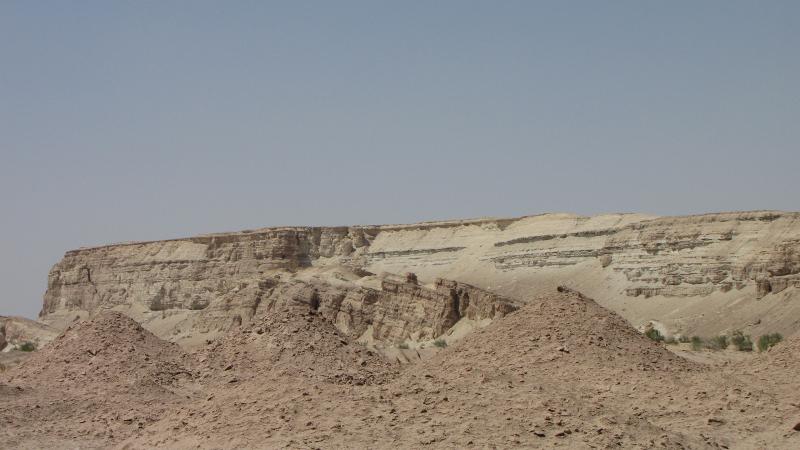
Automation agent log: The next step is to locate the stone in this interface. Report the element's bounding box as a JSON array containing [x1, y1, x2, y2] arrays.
[[35, 211, 800, 344]]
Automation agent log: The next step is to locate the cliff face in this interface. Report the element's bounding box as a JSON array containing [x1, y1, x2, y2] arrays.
[[364, 211, 800, 297], [40, 211, 800, 341], [39, 223, 517, 346], [244, 277, 517, 344], [41, 227, 372, 316]]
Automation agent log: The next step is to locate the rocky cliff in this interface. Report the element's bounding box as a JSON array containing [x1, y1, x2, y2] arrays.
[[39, 211, 800, 342]]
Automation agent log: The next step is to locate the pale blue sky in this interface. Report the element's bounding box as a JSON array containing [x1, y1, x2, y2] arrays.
[[1, 1, 798, 317]]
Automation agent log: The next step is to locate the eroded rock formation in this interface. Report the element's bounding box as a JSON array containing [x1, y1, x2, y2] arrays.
[[39, 211, 800, 340]]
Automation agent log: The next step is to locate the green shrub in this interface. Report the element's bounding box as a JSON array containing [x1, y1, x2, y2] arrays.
[[644, 328, 664, 342], [757, 333, 783, 352], [678, 335, 690, 344], [707, 335, 729, 351], [397, 342, 409, 350], [433, 339, 447, 348], [730, 330, 753, 352], [690, 336, 703, 351], [18, 341, 37, 352], [664, 336, 678, 345]]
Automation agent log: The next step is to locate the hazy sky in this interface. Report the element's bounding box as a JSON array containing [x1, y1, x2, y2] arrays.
[[1, 1, 798, 318]]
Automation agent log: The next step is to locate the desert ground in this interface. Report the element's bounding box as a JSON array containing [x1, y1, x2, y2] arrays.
[[2, 288, 800, 449]]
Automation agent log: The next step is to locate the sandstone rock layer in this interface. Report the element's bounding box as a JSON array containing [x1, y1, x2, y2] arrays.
[[40, 211, 800, 340]]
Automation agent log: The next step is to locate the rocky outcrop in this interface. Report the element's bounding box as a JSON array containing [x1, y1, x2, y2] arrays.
[[38, 210, 800, 340], [368, 278, 516, 341], [186, 275, 517, 345]]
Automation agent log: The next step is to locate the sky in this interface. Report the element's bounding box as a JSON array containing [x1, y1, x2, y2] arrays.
[[1, 1, 799, 318]]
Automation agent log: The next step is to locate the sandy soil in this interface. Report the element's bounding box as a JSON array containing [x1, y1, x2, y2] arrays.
[[2, 290, 800, 449], [0, 351, 33, 373]]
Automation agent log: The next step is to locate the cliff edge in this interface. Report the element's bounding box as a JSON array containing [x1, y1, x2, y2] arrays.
[[39, 210, 800, 343]]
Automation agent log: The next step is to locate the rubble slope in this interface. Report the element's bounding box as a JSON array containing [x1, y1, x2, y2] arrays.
[[13, 290, 784, 449]]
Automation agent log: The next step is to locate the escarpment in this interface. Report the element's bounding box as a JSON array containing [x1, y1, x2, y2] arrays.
[[39, 210, 800, 342], [41, 227, 375, 316]]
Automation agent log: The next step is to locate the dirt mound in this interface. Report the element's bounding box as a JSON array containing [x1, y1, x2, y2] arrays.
[[8, 311, 193, 388], [759, 334, 800, 362], [365, 289, 800, 449], [736, 334, 799, 374], [200, 306, 396, 386], [358, 289, 706, 448], [443, 287, 700, 373], [1, 312, 197, 448], [6, 291, 800, 449], [143, 290, 714, 449], [740, 335, 800, 389], [123, 306, 397, 448]]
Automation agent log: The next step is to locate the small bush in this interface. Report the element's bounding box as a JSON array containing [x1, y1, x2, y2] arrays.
[[678, 335, 690, 344], [433, 339, 447, 348], [644, 328, 664, 342], [730, 330, 753, 352], [738, 337, 754, 352], [691, 336, 703, 351], [664, 336, 678, 345], [397, 342, 409, 350], [18, 341, 37, 352], [707, 335, 729, 351], [757, 333, 783, 352]]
